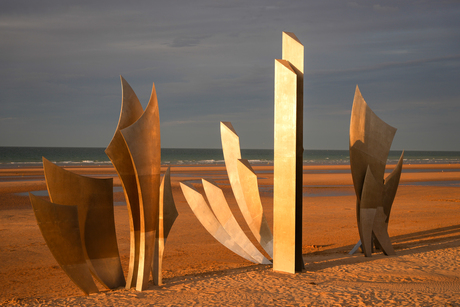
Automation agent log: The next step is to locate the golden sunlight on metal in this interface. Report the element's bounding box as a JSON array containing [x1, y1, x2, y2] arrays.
[[349, 85, 403, 257], [29, 194, 99, 295], [43, 158, 125, 290], [180, 181, 259, 263], [180, 32, 307, 273], [221, 121, 274, 258], [273, 32, 305, 273], [105, 76, 144, 289], [119, 81, 161, 291], [202, 178, 271, 264], [152, 167, 178, 286]]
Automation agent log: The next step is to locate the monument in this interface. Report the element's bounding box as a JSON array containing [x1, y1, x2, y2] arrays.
[[30, 77, 177, 295], [29, 194, 100, 295], [180, 181, 266, 264], [106, 77, 178, 290], [273, 32, 305, 273], [180, 32, 306, 274], [180, 122, 272, 265], [29, 158, 125, 295], [221, 122, 274, 258], [28, 32, 397, 296], [349, 85, 404, 257]]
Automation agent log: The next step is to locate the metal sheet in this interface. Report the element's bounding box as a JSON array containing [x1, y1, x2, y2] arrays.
[[43, 158, 125, 289], [236, 159, 274, 258], [120, 82, 161, 291], [273, 31, 305, 273], [202, 178, 271, 264], [152, 167, 178, 285], [105, 76, 144, 289], [349, 86, 403, 256], [29, 194, 99, 295], [220, 121, 274, 258], [180, 182, 257, 263]]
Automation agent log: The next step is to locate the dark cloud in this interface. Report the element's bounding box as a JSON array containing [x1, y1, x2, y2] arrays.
[[1, 0, 459, 150]]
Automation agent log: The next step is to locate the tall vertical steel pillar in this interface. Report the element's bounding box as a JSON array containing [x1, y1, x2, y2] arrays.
[[273, 32, 305, 273]]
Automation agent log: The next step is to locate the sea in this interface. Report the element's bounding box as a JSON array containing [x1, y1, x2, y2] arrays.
[[1, 147, 460, 167]]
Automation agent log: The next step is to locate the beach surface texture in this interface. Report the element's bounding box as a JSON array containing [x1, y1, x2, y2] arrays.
[[1, 164, 459, 306]]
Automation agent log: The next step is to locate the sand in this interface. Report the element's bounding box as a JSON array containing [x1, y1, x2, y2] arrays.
[[1, 163, 459, 306]]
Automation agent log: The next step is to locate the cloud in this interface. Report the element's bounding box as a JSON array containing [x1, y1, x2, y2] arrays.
[[170, 35, 211, 48], [373, 4, 399, 13], [308, 54, 460, 76], [1, 0, 459, 150]]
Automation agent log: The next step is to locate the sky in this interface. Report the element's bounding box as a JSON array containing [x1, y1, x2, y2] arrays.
[[1, 1, 459, 151]]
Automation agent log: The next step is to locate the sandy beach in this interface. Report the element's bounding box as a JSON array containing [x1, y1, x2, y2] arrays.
[[1, 163, 459, 306]]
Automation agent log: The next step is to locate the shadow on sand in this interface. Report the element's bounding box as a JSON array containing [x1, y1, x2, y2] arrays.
[[302, 224, 460, 272], [158, 224, 460, 289]]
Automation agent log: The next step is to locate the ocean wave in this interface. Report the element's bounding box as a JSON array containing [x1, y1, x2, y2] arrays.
[[168, 159, 226, 165], [1, 147, 459, 167], [247, 159, 271, 165], [1, 160, 113, 167], [5, 161, 43, 165], [401, 158, 460, 164]]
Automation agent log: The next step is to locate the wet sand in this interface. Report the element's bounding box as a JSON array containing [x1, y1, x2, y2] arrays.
[[1, 164, 459, 306]]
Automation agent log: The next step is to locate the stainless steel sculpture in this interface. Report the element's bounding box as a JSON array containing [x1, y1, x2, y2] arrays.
[[119, 81, 161, 291], [236, 159, 273, 258], [180, 181, 260, 263], [106, 76, 177, 290], [42, 158, 125, 290], [179, 121, 273, 265], [153, 167, 178, 286], [202, 178, 271, 264], [349, 85, 404, 257], [221, 121, 274, 258], [29, 194, 99, 295], [105, 76, 144, 289], [30, 76, 175, 295], [273, 32, 305, 273], [180, 33, 306, 273]]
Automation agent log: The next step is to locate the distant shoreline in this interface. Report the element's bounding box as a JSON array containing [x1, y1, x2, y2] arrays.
[[2, 147, 460, 166], [1, 163, 460, 196]]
